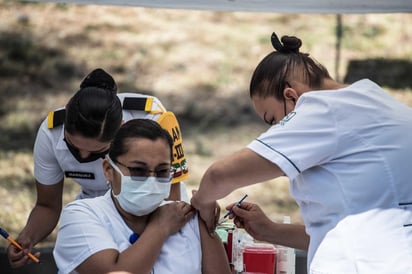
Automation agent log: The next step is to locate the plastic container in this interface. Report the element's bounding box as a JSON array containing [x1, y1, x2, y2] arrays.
[[243, 244, 277, 274], [232, 228, 253, 273], [216, 222, 235, 264], [227, 228, 233, 263], [276, 216, 295, 274]]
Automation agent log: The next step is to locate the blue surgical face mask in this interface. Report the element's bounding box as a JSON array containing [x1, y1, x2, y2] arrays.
[[107, 156, 171, 216]]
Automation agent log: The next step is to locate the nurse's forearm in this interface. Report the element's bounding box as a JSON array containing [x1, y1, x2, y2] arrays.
[[195, 151, 254, 205], [19, 204, 61, 246], [19, 181, 64, 246], [196, 164, 235, 203], [195, 148, 284, 205], [76, 222, 168, 274], [262, 222, 309, 251]]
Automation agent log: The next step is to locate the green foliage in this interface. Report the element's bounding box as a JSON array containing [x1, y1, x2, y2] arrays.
[[362, 25, 385, 38], [0, 31, 80, 81]]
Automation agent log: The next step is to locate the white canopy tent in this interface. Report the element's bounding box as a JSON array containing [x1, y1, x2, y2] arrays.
[[26, 0, 412, 14]]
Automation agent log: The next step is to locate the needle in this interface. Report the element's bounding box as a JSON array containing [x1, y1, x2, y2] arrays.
[[218, 194, 248, 225]]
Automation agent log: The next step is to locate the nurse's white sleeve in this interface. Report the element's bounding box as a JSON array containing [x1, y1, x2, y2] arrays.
[[248, 95, 338, 180], [53, 201, 118, 274], [33, 119, 64, 185], [248, 139, 301, 179]]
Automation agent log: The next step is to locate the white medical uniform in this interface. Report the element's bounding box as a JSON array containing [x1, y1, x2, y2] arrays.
[[248, 79, 412, 273], [53, 192, 202, 274], [34, 93, 188, 200]]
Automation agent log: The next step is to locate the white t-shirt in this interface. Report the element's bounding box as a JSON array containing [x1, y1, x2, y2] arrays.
[[53, 192, 202, 274], [248, 79, 412, 273], [33, 93, 188, 199]]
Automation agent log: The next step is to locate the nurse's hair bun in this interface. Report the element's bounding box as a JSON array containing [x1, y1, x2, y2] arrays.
[[271, 32, 302, 54], [80, 68, 117, 93]]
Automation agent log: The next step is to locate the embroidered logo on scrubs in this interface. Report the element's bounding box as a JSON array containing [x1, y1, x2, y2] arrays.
[[65, 171, 95, 180], [280, 111, 296, 126]]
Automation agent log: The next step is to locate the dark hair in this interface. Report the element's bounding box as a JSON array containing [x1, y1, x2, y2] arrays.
[[65, 68, 123, 142], [108, 119, 173, 162], [250, 32, 331, 100]]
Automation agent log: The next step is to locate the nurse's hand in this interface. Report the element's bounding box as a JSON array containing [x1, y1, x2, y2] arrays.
[[190, 190, 220, 235], [149, 201, 195, 236], [230, 201, 275, 243], [7, 236, 40, 268]]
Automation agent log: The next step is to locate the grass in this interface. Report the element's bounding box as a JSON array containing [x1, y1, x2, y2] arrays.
[[0, 1, 412, 247]]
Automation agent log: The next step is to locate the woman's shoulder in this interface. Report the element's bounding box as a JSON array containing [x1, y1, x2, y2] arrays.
[[117, 92, 161, 101], [117, 92, 167, 114]]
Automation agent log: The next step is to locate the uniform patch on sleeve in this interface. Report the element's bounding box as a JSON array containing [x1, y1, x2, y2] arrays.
[[122, 97, 153, 112], [156, 111, 189, 183], [47, 109, 65, 129]]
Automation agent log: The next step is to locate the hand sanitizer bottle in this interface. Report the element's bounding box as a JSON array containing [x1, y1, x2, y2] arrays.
[[276, 216, 295, 274]]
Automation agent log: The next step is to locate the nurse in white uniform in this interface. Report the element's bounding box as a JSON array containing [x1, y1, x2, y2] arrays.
[[191, 32, 412, 273], [53, 119, 231, 274], [8, 68, 189, 268]]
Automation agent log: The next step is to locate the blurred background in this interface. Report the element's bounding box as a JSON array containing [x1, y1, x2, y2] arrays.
[[1, 0, 411, 252]]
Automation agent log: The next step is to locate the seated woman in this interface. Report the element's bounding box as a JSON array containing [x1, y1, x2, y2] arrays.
[[53, 119, 231, 274]]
